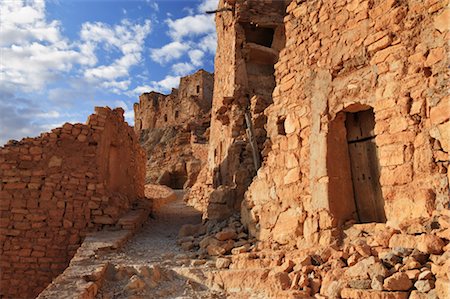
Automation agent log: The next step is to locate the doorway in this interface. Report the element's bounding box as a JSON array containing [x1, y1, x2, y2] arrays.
[[327, 108, 386, 225], [345, 109, 386, 223]]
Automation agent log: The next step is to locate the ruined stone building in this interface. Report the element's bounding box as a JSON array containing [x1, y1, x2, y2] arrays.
[[133, 69, 214, 189], [0, 108, 146, 298], [189, 0, 289, 217], [1, 0, 449, 298], [192, 0, 449, 244]]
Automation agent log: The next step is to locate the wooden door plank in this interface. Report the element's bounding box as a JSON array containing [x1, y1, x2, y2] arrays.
[[346, 110, 386, 223], [346, 110, 376, 142]]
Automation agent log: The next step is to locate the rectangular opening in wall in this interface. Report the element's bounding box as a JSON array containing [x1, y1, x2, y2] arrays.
[[345, 109, 386, 223], [328, 109, 386, 226], [241, 23, 274, 48]]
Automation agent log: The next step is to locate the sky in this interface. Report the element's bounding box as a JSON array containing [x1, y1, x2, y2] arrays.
[[0, 0, 218, 145]]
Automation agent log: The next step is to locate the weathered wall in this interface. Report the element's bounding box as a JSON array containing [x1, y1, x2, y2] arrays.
[[134, 69, 214, 132], [0, 107, 146, 298], [242, 0, 449, 248], [192, 0, 289, 219], [134, 69, 213, 189]]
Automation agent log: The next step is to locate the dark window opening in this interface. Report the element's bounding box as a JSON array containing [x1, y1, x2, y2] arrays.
[[277, 116, 286, 136], [175, 111, 179, 119], [158, 171, 187, 190], [164, 114, 168, 122], [196, 85, 200, 93], [242, 23, 274, 48]]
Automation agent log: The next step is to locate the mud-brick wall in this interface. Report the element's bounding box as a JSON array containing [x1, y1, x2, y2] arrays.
[[0, 107, 146, 298], [242, 0, 449, 247]]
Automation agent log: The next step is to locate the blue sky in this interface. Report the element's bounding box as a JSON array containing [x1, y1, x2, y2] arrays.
[[0, 0, 218, 145]]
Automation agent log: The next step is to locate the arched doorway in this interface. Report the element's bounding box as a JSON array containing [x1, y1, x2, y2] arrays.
[[327, 107, 386, 225]]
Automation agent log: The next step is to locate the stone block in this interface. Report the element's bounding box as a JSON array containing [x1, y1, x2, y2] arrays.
[[378, 144, 405, 167], [434, 9, 450, 33], [341, 288, 408, 299], [284, 168, 300, 184], [271, 208, 303, 245], [383, 272, 413, 291]]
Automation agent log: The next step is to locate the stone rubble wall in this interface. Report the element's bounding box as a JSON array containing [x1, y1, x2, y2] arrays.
[[134, 69, 213, 132], [133, 70, 213, 188], [37, 208, 150, 299], [0, 107, 146, 298], [191, 0, 290, 219], [242, 0, 449, 247]]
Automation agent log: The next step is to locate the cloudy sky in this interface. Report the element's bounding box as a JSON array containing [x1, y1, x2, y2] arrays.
[[0, 0, 218, 145]]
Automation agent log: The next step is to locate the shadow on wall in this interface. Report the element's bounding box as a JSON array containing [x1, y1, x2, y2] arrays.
[[206, 139, 258, 220]]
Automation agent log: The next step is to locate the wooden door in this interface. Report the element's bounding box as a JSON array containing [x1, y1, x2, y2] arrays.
[[346, 110, 386, 223]]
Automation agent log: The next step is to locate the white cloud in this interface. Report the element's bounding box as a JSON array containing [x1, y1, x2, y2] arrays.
[[171, 62, 195, 76], [188, 49, 205, 66], [82, 19, 152, 87], [183, 7, 195, 16], [0, 1, 152, 94], [150, 41, 190, 64], [0, 0, 89, 92], [128, 85, 153, 96], [150, 75, 180, 93], [129, 75, 181, 96], [198, 0, 219, 13], [101, 80, 132, 94], [166, 14, 215, 41], [146, 0, 159, 12], [35, 111, 61, 118]]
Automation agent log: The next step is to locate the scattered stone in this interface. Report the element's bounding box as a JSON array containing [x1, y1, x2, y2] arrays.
[[348, 279, 372, 289], [215, 228, 237, 241], [383, 272, 413, 291], [414, 280, 435, 293], [341, 288, 408, 299], [371, 275, 384, 291], [216, 257, 231, 269], [207, 244, 226, 256], [125, 275, 146, 291]]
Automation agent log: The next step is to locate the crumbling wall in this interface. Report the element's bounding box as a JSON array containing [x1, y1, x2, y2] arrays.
[[0, 107, 146, 298], [242, 0, 449, 247], [192, 0, 289, 220], [134, 69, 213, 132], [134, 70, 213, 189]]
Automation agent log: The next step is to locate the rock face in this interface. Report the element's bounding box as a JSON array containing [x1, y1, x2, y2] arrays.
[[0, 107, 146, 298], [134, 69, 213, 189]]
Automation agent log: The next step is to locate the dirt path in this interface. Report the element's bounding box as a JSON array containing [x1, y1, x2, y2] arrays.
[[95, 191, 226, 299]]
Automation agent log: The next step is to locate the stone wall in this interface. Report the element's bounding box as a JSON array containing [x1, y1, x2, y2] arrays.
[[242, 0, 449, 247], [190, 0, 289, 219], [134, 69, 213, 189], [0, 107, 146, 298], [134, 69, 213, 132]]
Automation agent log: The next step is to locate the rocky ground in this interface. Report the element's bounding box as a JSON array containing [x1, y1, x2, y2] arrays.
[[92, 188, 450, 299], [94, 190, 226, 299]]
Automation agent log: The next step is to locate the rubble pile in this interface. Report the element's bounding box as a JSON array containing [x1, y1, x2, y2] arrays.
[[177, 210, 450, 298]]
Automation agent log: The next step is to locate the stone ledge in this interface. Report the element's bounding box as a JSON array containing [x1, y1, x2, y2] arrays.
[[37, 208, 150, 299]]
